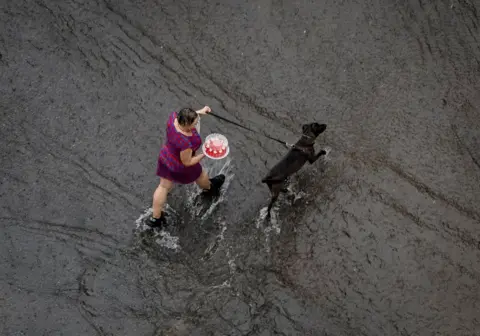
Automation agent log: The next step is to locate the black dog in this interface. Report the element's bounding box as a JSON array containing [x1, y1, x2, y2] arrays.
[[261, 123, 327, 216]]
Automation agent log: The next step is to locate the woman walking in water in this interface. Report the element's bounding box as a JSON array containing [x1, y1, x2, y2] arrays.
[[147, 106, 225, 227]]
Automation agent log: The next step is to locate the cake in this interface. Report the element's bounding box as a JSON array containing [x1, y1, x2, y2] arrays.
[[204, 134, 228, 158]]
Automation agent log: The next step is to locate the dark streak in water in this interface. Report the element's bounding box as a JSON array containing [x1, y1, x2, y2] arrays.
[[451, 123, 480, 172], [377, 156, 480, 222]]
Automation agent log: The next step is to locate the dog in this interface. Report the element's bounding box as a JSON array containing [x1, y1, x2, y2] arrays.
[[261, 123, 327, 216]]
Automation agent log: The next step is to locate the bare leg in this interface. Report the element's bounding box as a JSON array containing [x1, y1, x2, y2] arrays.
[[196, 169, 225, 195], [152, 178, 174, 218], [195, 169, 211, 190]]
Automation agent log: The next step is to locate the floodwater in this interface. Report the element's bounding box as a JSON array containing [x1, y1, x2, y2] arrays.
[[1, 0, 479, 335]]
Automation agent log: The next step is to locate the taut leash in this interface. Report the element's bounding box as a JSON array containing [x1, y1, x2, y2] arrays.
[[209, 111, 296, 148]]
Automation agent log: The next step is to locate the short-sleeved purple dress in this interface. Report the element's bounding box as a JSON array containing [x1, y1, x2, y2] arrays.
[[156, 112, 203, 184]]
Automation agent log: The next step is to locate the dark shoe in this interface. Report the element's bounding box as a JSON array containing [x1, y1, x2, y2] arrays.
[[210, 174, 226, 190], [203, 174, 225, 194], [146, 213, 167, 228]]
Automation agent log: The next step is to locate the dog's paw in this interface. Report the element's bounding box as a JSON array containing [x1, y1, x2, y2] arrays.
[[293, 191, 306, 205]]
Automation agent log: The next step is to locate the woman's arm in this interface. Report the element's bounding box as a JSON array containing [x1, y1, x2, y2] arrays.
[[180, 148, 205, 167], [195, 115, 201, 134], [195, 106, 211, 134]]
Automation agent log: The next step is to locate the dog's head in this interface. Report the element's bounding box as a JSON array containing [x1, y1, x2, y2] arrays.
[[302, 122, 327, 138]]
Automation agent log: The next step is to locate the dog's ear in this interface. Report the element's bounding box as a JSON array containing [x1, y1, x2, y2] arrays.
[[302, 124, 310, 134]]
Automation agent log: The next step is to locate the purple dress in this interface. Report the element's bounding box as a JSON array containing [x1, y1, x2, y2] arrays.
[[156, 112, 203, 184]]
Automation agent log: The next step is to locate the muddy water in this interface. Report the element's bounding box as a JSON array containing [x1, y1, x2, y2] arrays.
[[1, 0, 479, 335]]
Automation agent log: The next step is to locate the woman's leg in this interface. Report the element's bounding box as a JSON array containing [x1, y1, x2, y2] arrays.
[[152, 178, 174, 218], [195, 169, 225, 191], [195, 169, 211, 190]]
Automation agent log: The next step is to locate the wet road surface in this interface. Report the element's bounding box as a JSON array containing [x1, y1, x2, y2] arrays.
[[1, 0, 480, 335]]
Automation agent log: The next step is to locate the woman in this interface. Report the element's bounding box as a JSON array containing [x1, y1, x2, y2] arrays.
[[147, 106, 225, 227]]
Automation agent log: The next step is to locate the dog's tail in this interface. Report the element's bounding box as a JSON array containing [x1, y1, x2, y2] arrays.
[[262, 176, 281, 184], [261, 172, 271, 184]]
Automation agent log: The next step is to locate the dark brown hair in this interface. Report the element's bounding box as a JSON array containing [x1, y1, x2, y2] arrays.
[[177, 108, 198, 126]]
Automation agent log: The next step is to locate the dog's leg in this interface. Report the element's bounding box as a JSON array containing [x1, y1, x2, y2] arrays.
[[308, 150, 327, 164], [266, 183, 282, 218], [280, 177, 291, 193], [266, 183, 275, 218], [266, 195, 278, 218]]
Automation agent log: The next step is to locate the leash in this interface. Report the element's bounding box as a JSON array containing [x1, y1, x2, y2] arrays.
[[209, 111, 295, 148]]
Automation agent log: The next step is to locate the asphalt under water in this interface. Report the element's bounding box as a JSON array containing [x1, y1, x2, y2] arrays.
[[1, 0, 480, 335]]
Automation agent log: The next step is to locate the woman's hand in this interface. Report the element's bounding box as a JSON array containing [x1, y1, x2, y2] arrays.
[[180, 149, 206, 166], [196, 106, 211, 115]]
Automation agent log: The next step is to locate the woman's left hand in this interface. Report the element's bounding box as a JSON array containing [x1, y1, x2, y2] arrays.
[[197, 106, 211, 115]]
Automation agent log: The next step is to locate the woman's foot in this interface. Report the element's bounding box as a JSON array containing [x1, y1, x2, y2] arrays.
[[203, 174, 225, 194], [146, 213, 167, 228], [210, 174, 226, 189]]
